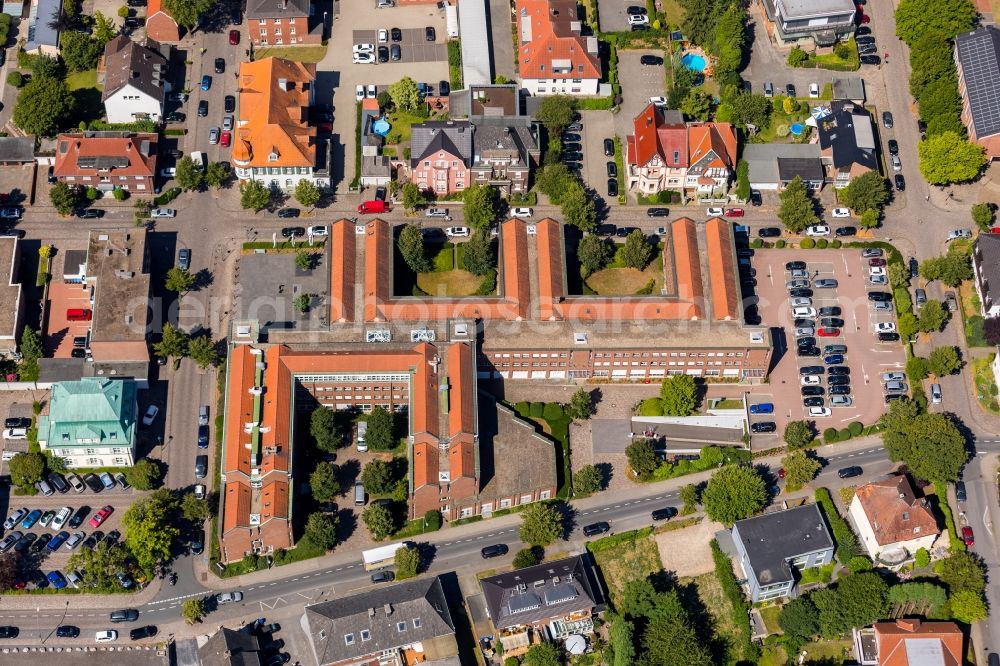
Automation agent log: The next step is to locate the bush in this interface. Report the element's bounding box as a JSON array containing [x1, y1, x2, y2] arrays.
[[154, 187, 181, 206], [823, 427, 839, 442], [815, 487, 861, 563], [848, 556, 873, 572], [848, 422, 864, 437], [710, 540, 757, 661], [6, 71, 22, 88], [776, 239, 786, 248], [751, 238, 764, 248], [505, 659, 520, 666], [800, 238, 816, 249], [528, 402, 544, 418], [513, 547, 541, 569], [915, 547, 930, 568], [514, 401, 529, 417], [542, 403, 564, 421], [816, 239, 828, 249]]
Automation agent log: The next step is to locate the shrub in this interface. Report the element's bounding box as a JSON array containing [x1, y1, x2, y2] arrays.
[[6, 71, 22, 88], [514, 402, 529, 417], [848, 422, 864, 437], [154, 187, 181, 206], [823, 427, 838, 441], [838, 428, 851, 440], [815, 487, 861, 563], [750, 238, 764, 249], [710, 540, 757, 661], [776, 239, 786, 248], [915, 547, 930, 568], [831, 239, 842, 248], [848, 556, 873, 572], [528, 402, 544, 418], [542, 402, 564, 421], [800, 238, 816, 249], [505, 659, 520, 666], [816, 239, 828, 249]]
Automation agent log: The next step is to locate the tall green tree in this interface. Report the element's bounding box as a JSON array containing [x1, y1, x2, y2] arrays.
[[310, 408, 340, 453], [679, 0, 720, 46], [778, 596, 819, 642], [398, 223, 430, 273], [310, 461, 340, 502], [535, 95, 575, 134], [154, 322, 189, 360], [620, 229, 654, 270], [778, 176, 818, 232], [204, 162, 230, 188], [59, 31, 101, 71], [781, 451, 821, 491], [174, 156, 204, 191], [972, 202, 996, 232], [361, 459, 396, 495], [462, 229, 495, 275], [728, 92, 772, 130], [680, 88, 713, 121], [163, 0, 214, 29], [67, 541, 131, 592], [8, 452, 45, 487], [536, 163, 576, 204], [123, 489, 180, 574], [578, 234, 613, 276], [187, 334, 220, 369], [401, 182, 425, 211], [365, 406, 396, 451], [566, 388, 595, 420], [182, 598, 205, 624], [680, 484, 699, 514], [294, 180, 320, 209], [928, 345, 962, 375], [124, 458, 161, 490], [388, 76, 421, 111], [13, 75, 74, 137], [895, 0, 976, 44], [523, 643, 562, 666], [813, 573, 889, 638], [919, 132, 986, 184], [934, 551, 986, 595], [362, 503, 395, 540], [573, 464, 602, 494], [640, 590, 714, 666], [920, 254, 972, 286], [462, 184, 499, 230], [561, 181, 597, 232], [879, 399, 967, 483], [165, 266, 196, 294], [783, 420, 814, 449], [518, 502, 563, 546], [659, 375, 698, 416], [18, 327, 42, 382], [394, 544, 420, 580], [181, 492, 210, 522], [302, 511, 339, 550], [49, 181, 81, 215], [93, 11, 116, 45], [626, 439, 659, 479], [918, 300, 947, 332], [701, 465, 768, 526], [240, 179, 272, 212], [840, 171, 888, 213]]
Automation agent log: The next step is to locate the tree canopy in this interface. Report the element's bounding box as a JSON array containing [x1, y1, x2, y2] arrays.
[[163, 0, 214, 29], [361, 459, 396, 495], [310, 461, 340, 502], [294, 180, 320, 208], [783, 420, 814, 449], [13, 75, 74, 137], [59, 31, 102, 71], [659, 375, 698, 416], [9, 452, 45, 488], [394, 545, 420, 580], [123, 489, 180, 574], [462, 184, 500, 229], [310, 407, 341, 453], [518, 502, 563, 546], [398, 223, 430, 273], [365, 406, 396, 450], [124, 458, 161, 490], [240, 179, 272, 212], [778, 176, 818, 232], [535, 95, 576, 133], [701, 465, 768, 525], [928, 345, 962, 376], [154, 322, 188, 360], [879, 399, 967, 483], [362, 503, 395, 540], [567, 388, 595, 420], [578, 234, 613, 276], [620, 230, 654, 270], [561, 181, 597, 232], [919, 132, 987, 184], [573, 464, 603, 494], [303, 511, 339, 550], [626, 439, 659, 479], [840, 171, 888, 213], [781, 451, 821, 491], [920, 254, 973, 286], [895, 0, 976, 44]]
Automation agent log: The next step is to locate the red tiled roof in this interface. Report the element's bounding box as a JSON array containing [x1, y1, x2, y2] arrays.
[[448, 343, 475, 437], [449, 440, 476, 480], [688, 122, 737, 170], [671, 217, 705, 315], [535, 218, 565, 320], [515, 0, 601, 81], [328, 219, 356, 323], [500, 219, 531, 320], [629, 104, 687, 169], [412, 440, 439, 490], [874, 620, 963, 666], [705, 217, 738, 321], [53, 133, 158, 179], [854, 476, 938, 546]]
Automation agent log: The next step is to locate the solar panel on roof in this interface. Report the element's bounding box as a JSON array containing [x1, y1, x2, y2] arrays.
[[543, 583, 578, 606], [507, 592, 542, 614], [958, 30, 1000, 138]]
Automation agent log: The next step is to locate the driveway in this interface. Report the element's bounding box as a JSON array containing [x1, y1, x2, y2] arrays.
[[613, 50, 669, 198], [598, 0, 634, 33], [487, 0, 515, 81], [580, 111, 616, 196]]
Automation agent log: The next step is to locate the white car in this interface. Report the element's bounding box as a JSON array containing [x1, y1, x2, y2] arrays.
[[794, 327, 815, 338], [628, 13, 649, 24], [706, 207, 724, 217], [790, 297, 812, 308], [355, 84, 365, 102], [2, 427, 26, 440], [809, 82, 819, 98], [353, 51, 376, 64], [869, 265, 886, 277], [445, 226, 470, 237], [366, 84, 377, 99], [216, 591, 244, 605], [353, 43, 375, 53], [805, 224, 830, 236], [159, 167, 176, 179], [800, 375, 822, 386], [808, 407, 832, 418], [831, 208, 850, 218], [377, 28, 388, 43], [648, 96, 667, 106], [890, 155, 902, 172], [831, 395, 853, 407], [511, 207, 533, 219], [880, 372, 905, 382], [792, 306, 817, 318], [51, 506, 72, 531], [3, 508, 27, 531], [308, 225, 328, 236], [946, 229, 972, 242], [875, 322, 897, 333], [142, 405, 159, 426], [150, 208, 175, 218], [194, 484, 206, 500], [95, 630, 118, 643]]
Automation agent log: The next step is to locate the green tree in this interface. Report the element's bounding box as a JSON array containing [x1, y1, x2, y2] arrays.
[[573, 464, 602, 494], [860, 209, 879, 229], [18, 328, 42, 382], [889, 262, 911, 289], [880, 400, 967, 483], [914, 548, 931, 568], [679, 483, 699, 514], [398, 223, 430, 273], [310, 408, 340, 453], [908, 356, 930, 381], [5, 71, 22, 88], [204, 162, 230, 188], [361, 459, 395, 495], [778, 176, 818, 233], [462, 229, 495, 275], [784, 420, 814, 449], [513, 547, 540, 569], [365, 406, 396, 451], [679, 0, 719, 46], [294, 251, 314, 270], [67, 541, 130, 592], [401, 182, 425, 211], [640, 590, 714, 665], [124, 458, 161, 490], [302, 511, 339, 550], [154, 322, 189, 360], [620, 229, 654, 270], [918, 300, 947, 332], [702, 465, 768, 526], [536, 163, 575, 204], [362, 503, 395, 540], [815, 573, 889, 638], [919, 80, 965, 137], [163, 0, 214, 29], [787, 46, 809, 67], [182, 598, 205, 624], [920, 254, 973, 286], [519, 502, 563, 546], [294, 179, 320, 209], [735, 160, 750, 200], [561, 181, 597, 232], [535, 95, 575, 134], [174, 156, 204, 191], [462, 184, 499, 229], [897, 312, 919, 339], [928, 345, 962, 376], [181, 491, 210, 522], [240, 179, 271, 212], [729, 92, 772, 130], [919, 132, 987, 184], [93, 10, 116, 45], [778, 596, 819, 642], [394, 545, 419, 580], [577, 234, 613, 276], [840, 171, 888, 213], [123, 489, 180, 574], [659, 375, 698, 416], [972, 202, 995, 232], [934, 551, 986, 595], [523, 643, 561, 666], [895, 0, 976, 44], [50, 181, 81, 215], [165, 266, 196, 294], [310, 461, 340, 502], [566, 388, 595, 420], [949, 588, 988, 623], [59, 31, 102, 71], [680, 88, 713, 121], [8, 452, 45, 487], [388, 76, 422, 111], [187, 335, 220, 369], [909, 30, 958, 98], [13, 75, 75, 137], [625, 439, 659, 479], [781, 450, 821, 491]]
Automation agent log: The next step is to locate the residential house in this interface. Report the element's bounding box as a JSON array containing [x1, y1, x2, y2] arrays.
[[685, 122, 738, 195], [101, 36, 168, 124], [409, 121, 472, 196], [232, 57, 331, 189], [198, 627, 263, 666], [854, 619, 964, 666], [744, 143, 826, 191], [37, 378, 138, 468], [761, 0, 857, 47], [53, 132, 158, 193], [246, 0, 322, 46], [470, 123, 538, 195], [360, 98, 391, 188], [625, 105, 688, 193], [972, 233, 1000, 317], [144, 0, 181, 42], [817, 102, 878, 188], [731, 503, 835, 602], [25, 0, 61, 56], [955, 26, 1000, 160], [0, 237, 24, 358], [848, 475, 939, 564], [304, 577, 458, 666], [479, 554, 604, 652], [514, 0, 602, 96]]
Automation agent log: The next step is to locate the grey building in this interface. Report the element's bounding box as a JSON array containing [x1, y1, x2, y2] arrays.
[[731, 503, 835, 602], [198, 627, 263, 666], [303, 576, 458, 666], [0, 137, 37, 166], [832, 77, 866, 104], [470, 122, 539, 195], [817, 102, 878, 188], [744, 144, 825, 191], [761, 0, 856, 46], [973, 234, 1000, 317]]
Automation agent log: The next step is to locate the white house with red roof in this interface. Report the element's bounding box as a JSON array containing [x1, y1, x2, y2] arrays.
[[514, 0, 601, 96]]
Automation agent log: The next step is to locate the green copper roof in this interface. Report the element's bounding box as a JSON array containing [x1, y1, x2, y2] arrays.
[[38, 378, 137, 449]]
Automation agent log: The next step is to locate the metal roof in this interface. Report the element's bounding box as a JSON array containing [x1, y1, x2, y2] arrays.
[[956, 26, 1000, 140], [458, 0, 492, 86]]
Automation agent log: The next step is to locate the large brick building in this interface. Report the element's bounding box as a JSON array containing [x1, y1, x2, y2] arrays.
[[246, 0, 322, 46]]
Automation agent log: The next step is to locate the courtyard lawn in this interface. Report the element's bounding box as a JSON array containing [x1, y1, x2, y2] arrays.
[[759, 605, 783, 635], [385, 109, 447, 146], [416, 268, 479, 296], [589, 532, 661, 603], [660, 0, 685, 25], [255, 45, 329, 63], [585, 267, 662, 294], [687, 573, 753, 663], [66, 69, 98, 91]]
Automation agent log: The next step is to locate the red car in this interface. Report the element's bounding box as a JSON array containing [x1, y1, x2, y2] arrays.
[[859, 13, 870, 23], [777, 468, 786, 479], [725, 208, 745, 218], [868, 258, 886, 267], [229, 29, 240, 45], [818, 327, 841, 337], [89, 505, 114, 529], [962, 525, 974, 546], [220, 130, 231, 147]]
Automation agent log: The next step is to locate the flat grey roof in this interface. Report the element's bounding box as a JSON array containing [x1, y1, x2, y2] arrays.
[[744, 143, 822, 184], [0, 137, 36, 163], [734, 504, 834, 587], [458, 0, 492, 86], [777, 0, 855, 19], [28, 0, 61, 48]]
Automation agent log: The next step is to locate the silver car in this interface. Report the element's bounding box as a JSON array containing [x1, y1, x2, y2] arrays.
[[880, 372, 905, 382], [815, 279, 838, 288], [786, 279, 810, 289], [831, 395, 853, 407], [208, 127, 220, 145], [222, 115, 234, 131]]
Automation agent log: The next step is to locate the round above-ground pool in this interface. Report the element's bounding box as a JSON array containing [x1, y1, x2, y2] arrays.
[[681, 52, 706, 72], [372, 118, 392, 136], [790, 123, 804, 135]]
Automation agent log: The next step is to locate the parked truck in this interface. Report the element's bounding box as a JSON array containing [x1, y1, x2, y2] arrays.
[[362, 542, 411, 571], [357, 200, 388, 214]]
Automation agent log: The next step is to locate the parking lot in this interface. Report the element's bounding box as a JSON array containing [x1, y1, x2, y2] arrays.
[[352, 28, 448, 63], [579, 111, 616, 195], [598, 0, 643, 32], [612, 51, 669, 182], [44, 281, 92, 358], [744, 248, 906, 434]]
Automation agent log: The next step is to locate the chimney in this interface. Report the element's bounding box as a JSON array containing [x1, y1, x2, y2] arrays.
[[896, 619, 921, 632], [384, 603, 393, 616]]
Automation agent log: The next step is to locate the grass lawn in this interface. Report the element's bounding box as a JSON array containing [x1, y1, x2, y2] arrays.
[[687, 572, 751, 662], [660, 0, 685, 25], [757, 104, 812, 143], [417, 268, 479, 296], [699, 77, 720, 99], [66, 69, 99, 91], [586, 266, 662, 294], [758, 646, 788, 666], [972, 356, 1000, 414], [429, 243, 455, 272], [801, 639, 854, 663], [590, 533, 661, 603], [759, 605, 783, 635], [255, 45, 329, 63], [385, 109, 445, 146]]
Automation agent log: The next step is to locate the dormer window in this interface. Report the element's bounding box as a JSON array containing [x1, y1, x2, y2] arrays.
[[268, 151, 279, 162]]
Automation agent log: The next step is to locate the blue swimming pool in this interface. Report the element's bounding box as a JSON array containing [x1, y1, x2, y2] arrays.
[[681, 53, 706, 72], [790, 123, 804, 135]]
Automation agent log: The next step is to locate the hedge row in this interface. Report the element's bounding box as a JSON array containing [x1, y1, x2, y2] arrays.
[[815, 487, 860, 564], [822, 421, 874, 443], [933, 481, 965, 552], [710, 540, 759, 662]]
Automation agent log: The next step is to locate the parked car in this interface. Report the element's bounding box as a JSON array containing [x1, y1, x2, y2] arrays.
[[150, 208, 175, 218], [582, 522, 610, 536], [371, 570, 394, 583], [749, 403, 774, 414], [89, 506, 113, 528], [480, 544, 509, 559], [758, 227, 781, 238], [838, 466, 863, 479], [805, 224, 831, 236]]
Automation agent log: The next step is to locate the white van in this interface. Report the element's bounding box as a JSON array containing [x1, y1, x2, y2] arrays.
[[425, 208, 449, 218], [354, 482, 366, 505], [356, 421, 368, 452], [930, 383, 942, 404]]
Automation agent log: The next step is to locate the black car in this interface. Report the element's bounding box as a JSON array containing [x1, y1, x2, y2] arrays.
[[835, 226, 857, 237], [640, 54, 664, 66], [801, 386, 824, 396], [3, 417, 29, 429], [277, 208, 300, 219], [800, 365, 825, 375], [67, 506, 89, 529], [13, 533, 36, 553], [858, 43, 877, 55], [56, 625, 80, 638], [604, 138, 615, 156], [867, 291, 892, 302], [651, 507, 676, 521], [885, 394, 905, 403], [582, 521, 610, 536], [195, 455, 208, 478], [562, 151, 583, 161], [377, 45, 389, 62], [562, 142, 582, 152], [567, 122, 583, 131], [647, 208, 669, 217], [909, 256, 919, 278], [71, 348, 86, 358], [856, 25, 871, 35], [104, 530, 121, 547], [191, 528, 205, 555], [84, 473, 104, 492], [390, 27, 402, 41], [198, 100, 208, 117], [165, 111, 185, 123], [607, 162, 617, 178], [607, 179, 618, 197], [198, 424, 209, 448], [31, 533, 52, 552], [594, 224, 616, 236], [785, 83, 796, 97], [894, 175, 905, 191], [759, 227, 781, 238], [214, 58, 225, 74], [0, 626, 18, 638], [917, 119, 927, 138], [390, 44, 401, 61], [224, 95, 236, 113], [480, 544, 509, 558], [888, 139, 899, 155], [562, 133, 581, 142], [76, 208, 103, 219], [882, 111, 893, 128], [281, 223, 304, 234], [631, 23, 650, 31], [956, 481, 967, 502], [626, 5, 647, 14], [796, 337, 816, 348], [838, 466, 863, 479], [829, 385, 851, 395], [821, 318, 845, 328], [616, 226, 638, 237], [818, 306, 841, 316], [750, 190, 762, 206], [878, 331, 901, 342], [860, 54, 881, 65], [785, 261, 806, 271], [855, 35, 876, 45], [789, 288, 813, 298], [82, 531, 104, 549], [110, 609, 140, 623], [371, 570, 395, 583], [828, 375, 850, 386], [425, 26, 436, 41], [828, 365, 850, 375], [439, 80, 450, 96], [803, 397, 825, 407], [797, 346, 820, 357], [750, 422, 776, 433], [130, 625, 158, 640]]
